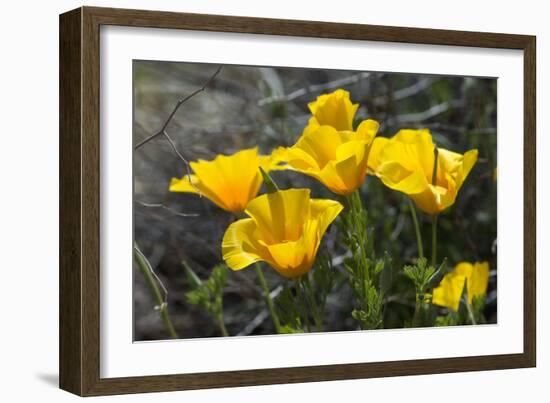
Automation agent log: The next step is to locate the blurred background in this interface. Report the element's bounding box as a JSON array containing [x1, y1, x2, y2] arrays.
[[133, 61, 497, 341]]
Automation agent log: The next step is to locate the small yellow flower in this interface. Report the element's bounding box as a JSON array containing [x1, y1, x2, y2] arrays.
[[169, 147, 285, 213], [432, 261, 489, 311], [280, 120, 379, 195], [368, 129, 478, 215], [222, 189, 343, 278], [305, 89, 360, 133]]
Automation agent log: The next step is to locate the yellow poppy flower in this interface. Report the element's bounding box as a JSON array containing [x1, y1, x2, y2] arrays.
[[432, 261, 490, 311], [304, 89, 359, 134], [368, 129, 478, 215], [169, 147, 285, 213], [280, 120, 379, 195], [222, 189, 343, 278]]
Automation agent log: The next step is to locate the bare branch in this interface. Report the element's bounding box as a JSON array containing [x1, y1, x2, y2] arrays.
[[236, 309, 270, 336], [397, 99, 464, 122], [373, 77, 436, 105], [257, 72, 371, 106], [134, 66, 222, 149], [382, 99, 465, 130], [134, 244, 169, 306], [135, 200, 199, 218], [390, 212, 406, 241], [387, 122, 496, 137], [236, 285, 283, 336], [330, 251, 351, 267], [161, 130, 202, 196], [162, 130, 188, 165]]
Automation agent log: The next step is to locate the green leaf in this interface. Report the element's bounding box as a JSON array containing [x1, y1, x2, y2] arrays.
[[279, 325, 303, 334], [427, 258, 449, 289], [259, 167, 279, 193], [184, 264, 228, 321], [435, 312, 459, 327], [313, 253, 334, 295], [274, 286, 302, 330], [472, 295, 487, 324], [374, 260, 384, 275], [352, 309, 368, 322], [412, 302, 437, 328], [378, 252, 393, 295], [183, 261, 202, 289]]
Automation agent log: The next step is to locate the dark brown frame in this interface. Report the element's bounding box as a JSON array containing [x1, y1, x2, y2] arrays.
[[59, 6, 536, 396]]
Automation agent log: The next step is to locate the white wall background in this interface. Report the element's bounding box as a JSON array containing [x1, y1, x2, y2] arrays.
[[0, 0, 546, 401]]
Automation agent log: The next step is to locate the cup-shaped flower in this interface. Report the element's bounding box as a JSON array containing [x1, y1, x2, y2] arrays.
[[222, 189, 343, 278], [368, 129, 478, 215], [304, 89, 359, 133], [169, 147, 284, 213], [280, 120, 379, 195], [432, 261, 489, 311]]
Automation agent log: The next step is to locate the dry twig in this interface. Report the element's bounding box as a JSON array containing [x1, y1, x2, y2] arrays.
[[257, 72, 371, 106], [135, 201, 199, 218], [373, 77, 437, 106], [134, 66, 222, 149], [134, 66, 222, 212]]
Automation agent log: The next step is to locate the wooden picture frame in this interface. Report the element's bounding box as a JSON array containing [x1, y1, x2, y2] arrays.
[[59, 6, 536, 396]]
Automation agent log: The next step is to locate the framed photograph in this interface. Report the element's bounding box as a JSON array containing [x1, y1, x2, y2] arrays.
[[59, 6, 536, 396]]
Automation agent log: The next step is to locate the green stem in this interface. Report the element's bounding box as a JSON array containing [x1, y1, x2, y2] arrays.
[[347, 191, 370, 280], [431, 214, 438, 267], [214, 293, 229, 337], [295, 279, 311, 331], [407, 198, 424, 259], [465, 300, 477, 325], [216, 311, 229, 337], [133, 244, 178, 339], [345, 191, 383, 330], [412, 300, 423, 327], [254, 264, 282, 333], [301, 276, 323, 332]]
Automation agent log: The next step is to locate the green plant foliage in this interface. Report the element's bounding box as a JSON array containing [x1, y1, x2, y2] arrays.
[[184, 263, 229, 336]]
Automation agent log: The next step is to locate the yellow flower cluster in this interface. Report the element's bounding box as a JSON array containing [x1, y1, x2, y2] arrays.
[[276, 89, 379, 195], [369, 129, 478, 215], [433, 262, 490, 311], [170, 147, 286, 213], [169, 89, 481, 290], [222, 189, 342, 278]]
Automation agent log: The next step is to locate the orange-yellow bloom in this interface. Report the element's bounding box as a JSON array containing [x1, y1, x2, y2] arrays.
[[368, 129, 478, 215], [305, 89, 359, 133], [280, 120, 379, 195], [432, 261, 490, 311], [169, 147, 284, 213], [222, 189, 343, 278]]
